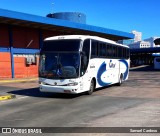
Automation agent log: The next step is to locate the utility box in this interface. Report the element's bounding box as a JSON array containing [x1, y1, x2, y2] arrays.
[[26, 55, 37, 65]]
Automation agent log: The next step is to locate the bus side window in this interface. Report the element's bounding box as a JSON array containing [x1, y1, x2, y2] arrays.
[[107, 44, 112, 58], [113, 45, 116, 58], [99, 42, 106, 57], [81, 39, 90, 76], [123, 47, 126, 59], [122, 47, 124, 58], [102, 43, 106, 57], [119, 47, 123, 58], [82, 39, 90, 60], [99, 43, 102, 57], [126, 48, 130, 59], [91, 40, 98, 58]]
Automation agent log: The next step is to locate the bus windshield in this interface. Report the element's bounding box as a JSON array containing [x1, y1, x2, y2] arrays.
[[42, 39, 81, 52], [39, 52, 80, 79]]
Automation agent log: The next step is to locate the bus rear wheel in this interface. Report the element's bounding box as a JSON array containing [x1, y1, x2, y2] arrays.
[[86, 79, 95, 95], [117, 74, 123, 86]]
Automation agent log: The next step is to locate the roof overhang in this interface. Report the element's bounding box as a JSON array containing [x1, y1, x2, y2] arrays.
[[0, 8, 134, 41]]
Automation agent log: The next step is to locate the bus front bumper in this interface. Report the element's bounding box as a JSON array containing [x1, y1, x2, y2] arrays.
[[39, 84, 79, 94]]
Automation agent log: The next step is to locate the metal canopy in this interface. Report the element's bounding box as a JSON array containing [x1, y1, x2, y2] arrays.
[[0, 8, 134, 41]]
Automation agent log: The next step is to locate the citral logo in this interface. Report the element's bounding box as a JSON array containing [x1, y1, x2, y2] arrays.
[[109, 60, 116, 68]]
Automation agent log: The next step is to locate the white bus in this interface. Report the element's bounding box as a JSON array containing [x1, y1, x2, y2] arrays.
[[39, 35, 130, 95]]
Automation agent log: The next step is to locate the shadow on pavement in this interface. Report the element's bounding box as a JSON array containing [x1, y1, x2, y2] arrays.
[[7, 88, 83, 99]]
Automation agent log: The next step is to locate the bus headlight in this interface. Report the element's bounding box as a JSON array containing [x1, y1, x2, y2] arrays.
[[67, 82, 78, 86], [40, 82, 47, 85]]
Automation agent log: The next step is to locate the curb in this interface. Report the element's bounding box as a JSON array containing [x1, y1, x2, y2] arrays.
[[0, 94, 16, 101], [0, 78, 38, 84]]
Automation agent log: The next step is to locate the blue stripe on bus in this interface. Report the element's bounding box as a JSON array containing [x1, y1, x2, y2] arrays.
[[97, 61, 111, 86], [119, 59, 129, 80]]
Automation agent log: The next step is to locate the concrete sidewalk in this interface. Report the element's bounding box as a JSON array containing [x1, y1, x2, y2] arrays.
[[0, 78, 38, 101], [0, 78, 38, 84]]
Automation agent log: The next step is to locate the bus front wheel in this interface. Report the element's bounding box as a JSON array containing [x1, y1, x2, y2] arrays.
[[86, 79, 95, 95]]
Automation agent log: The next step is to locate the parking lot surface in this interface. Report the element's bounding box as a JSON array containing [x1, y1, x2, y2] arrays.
[[0, 66, 160, 135]]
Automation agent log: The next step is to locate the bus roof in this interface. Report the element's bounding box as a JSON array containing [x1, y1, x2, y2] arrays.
[[44, 35, 129, 48]]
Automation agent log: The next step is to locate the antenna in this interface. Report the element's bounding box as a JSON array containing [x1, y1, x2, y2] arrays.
[[51, 1, 54, 13]]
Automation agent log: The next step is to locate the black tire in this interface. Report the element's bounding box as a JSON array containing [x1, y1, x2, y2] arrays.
[[117, 74, 123, 86], [86, 79, 95, 95]]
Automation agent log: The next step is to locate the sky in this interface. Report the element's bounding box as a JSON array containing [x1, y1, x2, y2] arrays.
[[0, 0, 160, 39]]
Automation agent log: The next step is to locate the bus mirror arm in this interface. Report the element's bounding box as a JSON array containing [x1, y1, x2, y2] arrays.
[[80, 51, 85, 56]]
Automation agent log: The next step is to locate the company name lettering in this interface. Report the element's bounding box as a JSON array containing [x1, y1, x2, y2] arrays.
[[109, 61, 116, 68]]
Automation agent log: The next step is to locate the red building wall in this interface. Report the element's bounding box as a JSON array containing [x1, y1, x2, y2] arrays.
[[0, 52, 12, 78], [12, 26, 39, 48], [0, 24, 9, 47], [0, 24, 68, 79], [0, 25, 11, 78], [42, 30, 71, 40], [42, 30, 59, 40], [14, 56, 39, 78]]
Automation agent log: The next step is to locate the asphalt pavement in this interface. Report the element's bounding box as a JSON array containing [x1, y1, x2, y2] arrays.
[[0, 66, 160, 136], [0, 78, 38, 101], [0, 65, 158, 101]]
